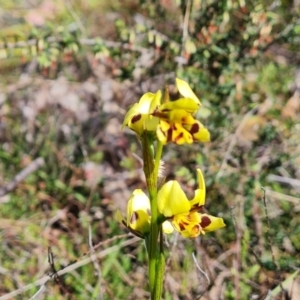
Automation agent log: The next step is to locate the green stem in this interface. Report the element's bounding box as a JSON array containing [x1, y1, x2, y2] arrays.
[[154, 141, 163, 181], [149, 188, 158, 297], [142, 135, 164, 299]]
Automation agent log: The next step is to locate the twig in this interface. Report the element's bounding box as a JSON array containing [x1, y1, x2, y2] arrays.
[[0, 237, 139, 300], [28, 285, 46, 300], [192, 252, 210, 285], [265, 188, 300, 205], [0, 157, 44, 197], [88, 225, 103, 300], [266, 174, 300, 189]]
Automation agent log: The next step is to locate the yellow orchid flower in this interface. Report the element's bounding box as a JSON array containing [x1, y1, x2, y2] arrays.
[[153, 79, 210, 145], [157, 169, 225, 238], [119, 189, 174, 238], [122, 78, 210, 144], [122, 90, 161, 135], [127, 189, 151, 235]]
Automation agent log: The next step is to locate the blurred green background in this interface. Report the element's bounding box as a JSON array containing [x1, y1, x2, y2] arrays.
[[0, 0, 300, 299]]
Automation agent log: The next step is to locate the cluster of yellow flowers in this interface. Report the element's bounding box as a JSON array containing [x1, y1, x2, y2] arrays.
[[120, 78, 225, 238], [122, 78, 210, 145]]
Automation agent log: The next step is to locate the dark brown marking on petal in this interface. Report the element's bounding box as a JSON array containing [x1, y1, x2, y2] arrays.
[[175, 132, 183, 143], [200, 216, 211, 228], [132, 114, 142, 124], [181, 117, 188, 124], [130, 211, 139, 224], [178, 222, 186, 231], [189, 123, 200, 134], [158, 127, 166, 137], [153, 111, 167, 118], [167, 128, 172, 142], [191, 205, 204, 211]]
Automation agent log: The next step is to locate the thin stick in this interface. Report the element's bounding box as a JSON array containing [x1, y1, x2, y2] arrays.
[[0, 157, 44, 197], [266, 174, 300, 188], [192, 252, 210, 285], [88, 225, 103, 300], [28, 285, 46, 300], [0, 237, 139, 300]]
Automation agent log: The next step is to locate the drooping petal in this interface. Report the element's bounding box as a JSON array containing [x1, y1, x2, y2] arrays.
[[190, 122, 210, 142], [157, 180, 191, 217], [200, 214, 226, 232], [176, 78, 201, 105], [126, 189, 151, 233]]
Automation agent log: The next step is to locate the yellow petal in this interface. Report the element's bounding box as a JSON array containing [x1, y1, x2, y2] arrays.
[[122, 103, 139, 129], [191, 125, 210, 142], [159, 119, 171, 131], [159, 98, 199, 113], [168, 109, 196, 124], [171, 123, 193, 145], [190, 169, 206, 207], [156, 120, 170, 144], [157, 181, 190, 217], [128, 210, 150, 232], [200, 214, 226, 232], [172, 212, 202, 238], [156, 126, 168, 144], [128, 114, 147, 135], [126, 189, 151, 233], [138, 92, 158, 114], [144, 116, 159, 131], [122, 91, 161, 134], [162, 220, 174, 234], [149, 90, 162, 112], [176, 78, 201, 105]]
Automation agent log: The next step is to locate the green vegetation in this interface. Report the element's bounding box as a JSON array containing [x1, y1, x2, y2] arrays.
[[0, 0, 299, 299]]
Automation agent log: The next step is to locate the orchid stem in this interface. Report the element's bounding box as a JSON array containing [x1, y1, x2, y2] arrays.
[[154, 141, 163, 181], [143, 135, 164, 299]]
